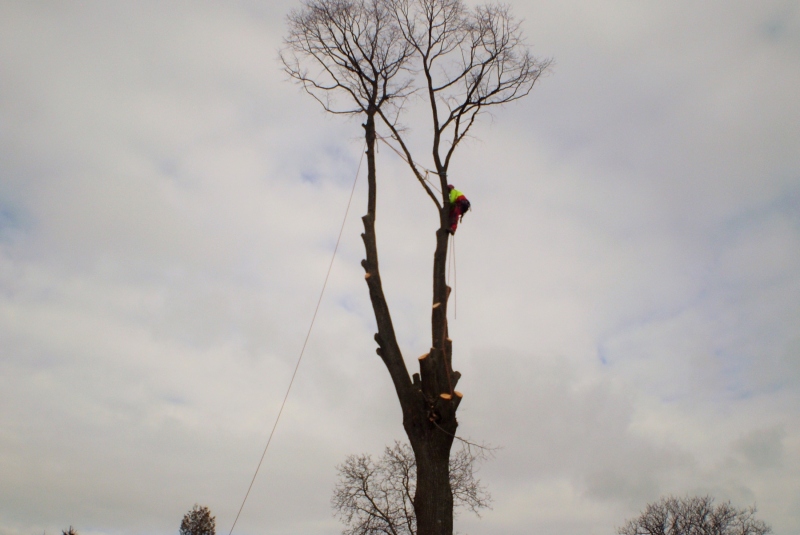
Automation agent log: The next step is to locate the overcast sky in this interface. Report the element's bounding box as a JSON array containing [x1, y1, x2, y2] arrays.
[[1, 1, 798, 535]]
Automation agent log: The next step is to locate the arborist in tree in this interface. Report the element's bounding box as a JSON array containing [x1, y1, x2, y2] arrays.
[[448, 184, 471, 234]]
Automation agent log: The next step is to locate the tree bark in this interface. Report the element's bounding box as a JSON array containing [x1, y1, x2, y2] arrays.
[[284, 2, 549, 532], [359, 107, 407, 382], [360, 108, 461, 535]]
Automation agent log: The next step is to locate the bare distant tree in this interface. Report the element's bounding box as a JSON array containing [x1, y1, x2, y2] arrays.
[[618, 495, 772, 535], [61, 527, 78, 535], [180, 504, 216, 535], [332, 441, 491, 535], [283, 1, 548, 534]]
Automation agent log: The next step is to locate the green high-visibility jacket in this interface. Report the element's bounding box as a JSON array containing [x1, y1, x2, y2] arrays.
[[449, 188, 464, 204]]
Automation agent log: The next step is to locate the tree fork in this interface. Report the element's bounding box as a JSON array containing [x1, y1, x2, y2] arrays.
[[282, 3, 550, 533], [361, 111, 459, 535]]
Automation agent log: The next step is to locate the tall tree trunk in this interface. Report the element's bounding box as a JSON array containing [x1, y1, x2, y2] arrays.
[[360, 110, 411, 400], [359, 111, 462, 535], [410, 432, 454, 535]]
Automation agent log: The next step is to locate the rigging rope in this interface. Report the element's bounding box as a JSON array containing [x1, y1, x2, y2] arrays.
[[227, 145, 365, 535], [375, 132, 462, 320], [447, 234, 453, 287], [445, 234, 458, 320], [452, 234, 457, 320], [375, 133, 442, 195]]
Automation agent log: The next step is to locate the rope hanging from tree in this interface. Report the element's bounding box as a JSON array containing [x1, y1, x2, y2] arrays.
[[227, 145, 364, 535], [375, 133, 442, 195], [228, 138, 467, 534]]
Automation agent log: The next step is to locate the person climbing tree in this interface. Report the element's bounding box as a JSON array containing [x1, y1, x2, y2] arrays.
[[282, 1, 550, 534], [447, 185, 470, 235]]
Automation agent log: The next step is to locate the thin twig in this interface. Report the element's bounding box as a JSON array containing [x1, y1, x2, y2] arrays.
[[432, 420, 496, 454]]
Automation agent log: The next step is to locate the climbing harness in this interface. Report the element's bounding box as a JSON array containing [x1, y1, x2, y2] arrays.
[[227, 145, 364, 535]]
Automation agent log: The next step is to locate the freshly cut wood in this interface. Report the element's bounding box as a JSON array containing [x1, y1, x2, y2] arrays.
[[418, 353, 429, 361], [284, 2, 549, 532], [454, 391, 463, 398], [439, 393, 452, 400], [364, 273, 371, 279]]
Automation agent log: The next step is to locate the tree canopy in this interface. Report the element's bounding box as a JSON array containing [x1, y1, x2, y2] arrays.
[[282, 1, 548, 534], [180, 504, 216, 535], [332, 441, 491, 535], [618, 496, 771, 535]]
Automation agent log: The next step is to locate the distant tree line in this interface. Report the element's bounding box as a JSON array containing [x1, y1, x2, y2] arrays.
[[54, 493, 771, 535], [618, 495, 771, 535]]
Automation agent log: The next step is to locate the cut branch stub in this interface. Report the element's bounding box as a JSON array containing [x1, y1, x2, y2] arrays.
[[434, 391, 458, 426], [450, 370, 461, 390], [418, 351, 438, 400], [452, 390, 463, 411], [435, 389, 464, 423]]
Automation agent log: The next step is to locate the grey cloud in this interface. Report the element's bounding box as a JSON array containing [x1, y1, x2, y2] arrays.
[[1, 1, 799, 535], [734, 426, 786, 469]]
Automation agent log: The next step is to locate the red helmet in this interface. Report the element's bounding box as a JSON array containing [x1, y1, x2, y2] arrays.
[[447, 184, 454, 190]]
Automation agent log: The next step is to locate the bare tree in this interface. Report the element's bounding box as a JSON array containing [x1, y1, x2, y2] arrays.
[[283, 2, 548, 534], [618, 495, 772, 535], [61, 527, 78, 535], [332, 441, 491, 535], [282, 0, 413, 117], [373, 4, 549, 533], [180, 504, 216, 535], [383, 0, 550, 196]]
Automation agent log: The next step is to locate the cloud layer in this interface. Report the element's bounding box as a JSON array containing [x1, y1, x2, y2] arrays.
[[1, 1, 798, 535]]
